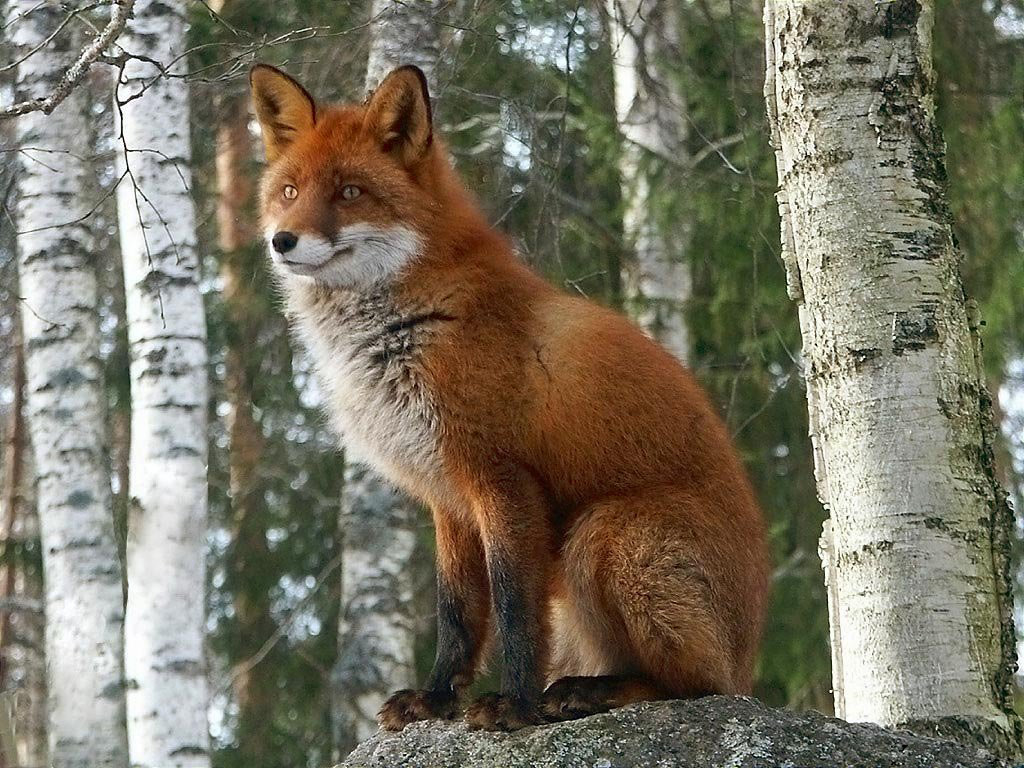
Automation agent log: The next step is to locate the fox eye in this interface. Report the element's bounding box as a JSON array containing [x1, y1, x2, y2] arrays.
[[283, 184, 298, 200], [340, 184, 361, 201]]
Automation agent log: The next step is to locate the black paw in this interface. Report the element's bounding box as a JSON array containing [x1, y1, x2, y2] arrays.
[[377, 688, 458, 731], [541, 676, 614, 722], [465, 693, 541, 731]]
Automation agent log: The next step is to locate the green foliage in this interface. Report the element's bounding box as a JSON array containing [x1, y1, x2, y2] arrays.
[[935, 0, 1024, 367], [676, 1, 830, 709]]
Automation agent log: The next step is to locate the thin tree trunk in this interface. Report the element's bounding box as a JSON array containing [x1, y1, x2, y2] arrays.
[[0, 326, 25, 768], [331, 1, 445, 756], [215, 90, 279, 763], [0, 94, 26, 768], [606, 0, 691, 362], [115, 1, 210, 765], [764, 0, 1021, 756], [13, 561, 46, 768], [0, 328, 24, 692], [0, 336, 46, 768], [8, 3, 130, 765]]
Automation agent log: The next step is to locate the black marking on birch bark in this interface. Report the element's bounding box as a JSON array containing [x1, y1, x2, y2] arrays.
[[148, 400, 202, 411], [52, 536, 103, 553], [792, 148, 855, 174], [169, 745, 208, 757], [98, 680, 126, 700], [89, 562, 122, 580], [51, 447, 100, 464], [66, 489, 95, 508], [139, 269, 199, 295], [921, 516, 974, 542], [880, 0, 921, 40], [37, 366, 87, 390], [890, 228, 944, 260], [26, 334, 76, 351], [160, 659, 203, 675], [847, 347, 881, 369], [20, 238, 91, 266], [891, 305, 939, 354], [164, 445, 202, 458], [137, 370, 202, 384], [835, 540, 893, 568]]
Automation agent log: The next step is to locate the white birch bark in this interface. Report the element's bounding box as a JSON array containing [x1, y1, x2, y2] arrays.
[[362, 0, 443, 91], [607, 0, 691, 361], [765, 0, 1021, 754], [114, 1, 210, 764], [331, 1, 445, 755], [8, 3, 130, 765], [333, 465, 419, 756]]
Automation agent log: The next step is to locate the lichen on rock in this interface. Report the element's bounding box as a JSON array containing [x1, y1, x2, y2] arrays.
[[337, 696, 1011, 768]]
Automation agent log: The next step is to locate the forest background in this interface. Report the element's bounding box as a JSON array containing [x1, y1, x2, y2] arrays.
[[0, 1, 1021, 767]]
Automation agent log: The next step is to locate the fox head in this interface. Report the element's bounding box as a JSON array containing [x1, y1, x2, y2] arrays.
[[250, 63, 446, 288]]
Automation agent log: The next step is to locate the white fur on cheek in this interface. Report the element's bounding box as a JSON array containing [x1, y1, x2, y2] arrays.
[[264, 223, 422, 289], [315, 224, 423, 289]]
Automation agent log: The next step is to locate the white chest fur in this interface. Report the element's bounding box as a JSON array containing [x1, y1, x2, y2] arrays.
[[287, 281, 448, 499]]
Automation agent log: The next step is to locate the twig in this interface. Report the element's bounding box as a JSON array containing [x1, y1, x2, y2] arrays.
[[215, 551, 343, 698], [0, 0, 137, 119]]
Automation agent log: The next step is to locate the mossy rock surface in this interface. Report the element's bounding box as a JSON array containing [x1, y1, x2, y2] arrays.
[[337, 696, 1011, 768]]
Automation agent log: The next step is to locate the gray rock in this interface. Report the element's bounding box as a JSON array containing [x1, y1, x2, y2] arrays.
[[338, 696, 1011, 768]]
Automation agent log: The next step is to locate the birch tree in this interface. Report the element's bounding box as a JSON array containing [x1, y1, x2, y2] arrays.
[[115, 1, 210, 764], [8, 3, 130, 765], [764, 0, 1021, 755], [331, 0, 444, 755], [606, 0, 690, 361]]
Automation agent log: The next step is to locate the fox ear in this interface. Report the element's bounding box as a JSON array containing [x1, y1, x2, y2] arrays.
[[250, 64, 316, 163], [363, 65, 433, 166]]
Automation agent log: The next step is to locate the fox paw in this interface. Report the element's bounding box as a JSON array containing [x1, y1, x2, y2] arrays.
[[465, 693, 541, 731], [377, 688, 458, 731], [541, 677, 611, 721]]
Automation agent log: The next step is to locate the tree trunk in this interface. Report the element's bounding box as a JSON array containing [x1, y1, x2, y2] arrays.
[[331, 1, 445, 756], [115, 1, 210, 765], [1, 272, 24, 706], [0, 299, 46, 768], [764, 0, 1021, 756], [215, 89, 279, 763], [362, 0, 444, 90], [8, 3, 130, 765], [606, 0, 691, 362], [0, 148, 23, 768]]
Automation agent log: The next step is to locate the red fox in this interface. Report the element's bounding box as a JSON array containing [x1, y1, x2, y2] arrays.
[[250, 63, 769, 731]]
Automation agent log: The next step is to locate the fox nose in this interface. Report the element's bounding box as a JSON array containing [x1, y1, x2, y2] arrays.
[[272, 231, 298, 254]]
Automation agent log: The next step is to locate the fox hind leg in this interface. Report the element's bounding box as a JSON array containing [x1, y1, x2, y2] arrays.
[[541, 674, 666, 722], [545, 491, 740, 722]]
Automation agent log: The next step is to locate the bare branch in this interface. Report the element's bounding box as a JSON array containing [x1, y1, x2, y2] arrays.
[[0, 0, 135, 119]]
